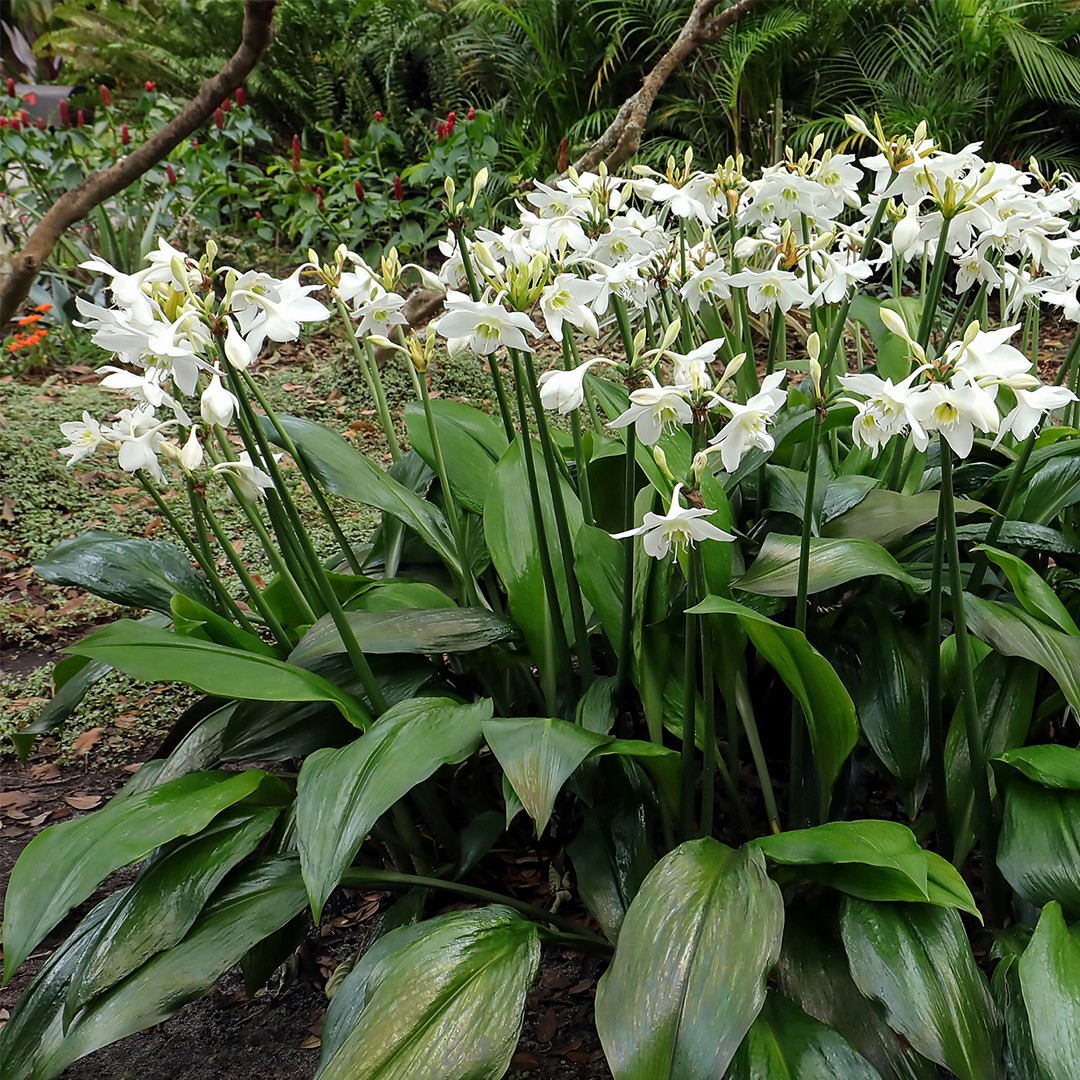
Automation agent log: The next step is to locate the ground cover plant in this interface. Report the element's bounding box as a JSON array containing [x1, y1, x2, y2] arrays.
[[7, 115, 1080, 1077]]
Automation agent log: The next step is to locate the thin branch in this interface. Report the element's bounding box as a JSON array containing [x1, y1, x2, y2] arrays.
[[570, 0, 764, 175], [0, 0, 279, 326]]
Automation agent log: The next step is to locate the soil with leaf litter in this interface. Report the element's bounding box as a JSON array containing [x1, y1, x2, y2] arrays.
[[0, 332, 613, 1078]]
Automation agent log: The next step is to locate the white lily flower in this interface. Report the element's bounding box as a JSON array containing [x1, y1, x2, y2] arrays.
[[353, 292, 408, 338], [200, 371, 239, 428], [724, 264, 811, 314], [223, 318, 258, 370], [912, 381, 999, 458], [680, 261, 731, 313], [59, 412, 104, 466], [232, 268, 331, 354], [947, 323, 1030, 384], [611, 483, 735, 559], [839, 370, 929, 456], [211, 451, 276, 501], [108, 407, 171, 482], [539, 275, 603, 342], [432, 291, 540, 355], [708, 371, 788, 472], [608, 372, 693, 445], [538, 358, 614, 414], [996, 384, 1078, 443], [179, 426, 204, 471], [664, 338, 726, 393]]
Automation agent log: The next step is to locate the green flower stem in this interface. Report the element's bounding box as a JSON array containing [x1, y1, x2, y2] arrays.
[[765, 306, 786, 376], [727, 215, 757, 397], [238, 368, 363, 574], [508, 350, 576, 710], [520, 348, 594, 690], [561, 336, 594, 524], [734, 667, 781, 834], [925, 502, 953, 855], [339, 868, 611, 951], [410, 361, 478, 607], [137, 473, 255, 634], [941, 282, 978, 346], [335, 297, 402, 462], [227, 373, 388, 714], [941, 444, 1004, 925], [190, 488, 293, 650], [566, 334, 604, 434], [453, 226, 515, 440], [915, 216, 954, 350], [680, 557, 699, 841]]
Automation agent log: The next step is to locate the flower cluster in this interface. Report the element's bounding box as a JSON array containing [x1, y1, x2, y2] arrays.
[[6, 305, 51, 354]]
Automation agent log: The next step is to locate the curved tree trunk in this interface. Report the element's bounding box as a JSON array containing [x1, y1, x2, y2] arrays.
[[571, 0, 764, 175], [0, 0, 279, 327]]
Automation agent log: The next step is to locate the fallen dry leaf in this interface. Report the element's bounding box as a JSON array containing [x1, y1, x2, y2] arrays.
[[298, 1035, 321, 1050], [65, 793, 103, 811], [0, 791, 36, 810], [71, 727, 104, 755]]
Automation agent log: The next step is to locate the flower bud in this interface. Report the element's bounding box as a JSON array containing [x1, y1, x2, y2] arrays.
[[355, 179, 365, 201], [76, 109, 85, 127], [316, 185, 324, 211], [879, 307, 911, 340], [342, 134, 350, 158], [892, 207, 920, 258], [11, 117, 21, 132], [224, 320, 256, 370], [467, 106, 475, 120], [144, 80, 156, 92], [374, 110, 383, 122], [165, 164, 177, 185], [6, 78, 14, 98], [59, 99, 69, 128], [652, 446, 676, 484], [121, 123, 130, 145], [291, 133, 301, 172], [470, 167, 488, 208], [19, 109, 28, 126], [180, 426, 204, 471], [214, 107, 224, 130], [36, 116, 46, 131], [235, 86, 246, 106], [558, 135, 568, 173], [100, 83, 111, 107], [436, 121, 446, 141], [200, 373, 238, 427], [393, 174, 404, 201], [221, 96, 230, 113]]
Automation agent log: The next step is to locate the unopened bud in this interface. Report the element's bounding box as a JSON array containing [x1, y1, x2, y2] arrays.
[[180, 426, 204, 471], [393, 174, 404, 201], [121, 123, 130, 145], [214, 107, 224, 130], [6, 77, 14, 98], [355, 179, 365, 201], [59, 99, 70, 128], [652, 446, 676, 484], [342, 134, 350, 158], [236, 87, 245, 108], [100, 83, 111, 107], [76, 109, 85, 128], [165, 163, 177, 185], [471, 167, 489, 208]]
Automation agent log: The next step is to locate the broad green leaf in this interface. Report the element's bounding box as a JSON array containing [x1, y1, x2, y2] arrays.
[[289, 607, 517, 665], [996, 744, 1080, 789], [574, 523, 626, 651], [264, 567, 374, 627], [991, 949, 1044, 1080], [404, 399, 507, 514], [64, 805, 278, 1022], [1018, 902, 1080, 1079], [296, 697, 491, 920], [841, 900, 1004, 1079], [955, 520, 1080, 554], [734, 534, 923, 597], [316, 906, 540, 1080], [997, 777, 1080, 916], [4, 857, 307, 1080], [851, 609, 928, 812], [945, 655, 1037, 864], [347, 580, 456, 612], [689, 596, 857, 807], [729, 992, 881, 1079], [63, 619, 370, 728], [595, 839, 784, 1079], [776, 906, 939, 1080], [170, 594, 280, 656], [822, 475, 882, 523], [483, 716, 679, 835], [977, 545, 1079, 633], [483, 437, 586, 691], [2, 770, 283, 983], [1015, 451, 1080, 523], [34, 529, 215, 613], [261, 413, 460, 574], [965, 595, 1080, 717], [823, 490, 985, 547]]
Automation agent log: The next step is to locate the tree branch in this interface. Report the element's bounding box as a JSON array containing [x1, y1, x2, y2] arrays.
[[0, 0, 279, 326], [570, 0, 764, 175]]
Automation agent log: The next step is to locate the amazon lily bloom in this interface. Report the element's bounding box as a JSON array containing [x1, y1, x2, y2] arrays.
[[211, 451, 276, 501], [724, 263, 811, 313], [608, 373, 693, 445], [59, 412, 104, 466], [612, 483, 735, 559], [996, 384, 1077, 443], [200, 371, 239, 428], [538, 357, 615, 414], [539, 274, 603, 342], [433, 291, 540, 355], [708, 371, 788, 471], [911, 381, 1000, 458], [839, 370, 929, 457]]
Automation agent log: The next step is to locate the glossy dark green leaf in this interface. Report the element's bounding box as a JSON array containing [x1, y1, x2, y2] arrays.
[[404, 399, 507, 514], [851, 610, 928, 811], [997, 777, 1080, 916], [34, 529, 215, 613], [483, 436, 586, 687], [841, 900, 1004, 1079], [945, 655, 1037, 864], [734, 534, 923, 597], [1017, 901, 1080, 1079], [965, 595, 1080, 717], [689, 596, 857, 806], [261, 412, 460, 573], [776, 906, 938, 1080], [595, 839, 784, 1079], [289, 607, 517, 665], [822, 491, 984, 547], [483, 716, 678, 835], [977, 545, 1079, 633], [822, 475, 882, 523], [5, 857, 307, 1080], [996, 744, 1080, 789], [954, 520, 1080, 554], [574, 523, 626, 650], [316, 906, 539, 1079], [990, 946, 1044, 1080], [347, 580, 456, 612], [729, 992, 881, 1079], [2, 769, 283, 983], [1015, 451, 1080, 523], [63, 619, 370, 728], [64, 805, 279, 1021], [296, 697, 491, 920]]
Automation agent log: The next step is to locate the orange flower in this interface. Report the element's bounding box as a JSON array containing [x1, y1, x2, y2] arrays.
[[17, 313, 41, 326], [34, 303, 52, 313]]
